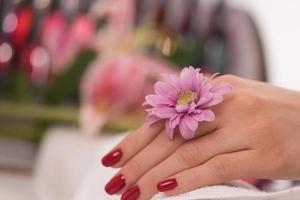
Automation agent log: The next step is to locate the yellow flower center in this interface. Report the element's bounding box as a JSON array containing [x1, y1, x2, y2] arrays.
[[177, 91, 197, 105]]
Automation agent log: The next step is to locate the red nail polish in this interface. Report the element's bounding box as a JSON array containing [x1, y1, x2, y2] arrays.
[[121, 185, 140, 200], [105, 174, 126, 195], [157, 178, 178, 192], [101, 149, 123, 167]]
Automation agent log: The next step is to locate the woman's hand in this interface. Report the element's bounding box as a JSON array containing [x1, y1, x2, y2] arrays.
[[101, 75, 300, 200]]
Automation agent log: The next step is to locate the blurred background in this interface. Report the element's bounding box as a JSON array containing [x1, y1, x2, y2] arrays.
[[0, 0, 299, 199]]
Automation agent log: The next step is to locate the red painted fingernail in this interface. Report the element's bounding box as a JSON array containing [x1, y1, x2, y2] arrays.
[[157, 178, 178, 192], [105, 174, 126, 195], [101, 148, 123, 167], [121, 185, 140, 200]]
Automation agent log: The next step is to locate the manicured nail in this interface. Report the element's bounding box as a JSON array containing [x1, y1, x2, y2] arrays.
[[157, 178, 178, 192], [121, 185, 140, 200], [105, 174, 126, 195], [101, 148, 123, 167]]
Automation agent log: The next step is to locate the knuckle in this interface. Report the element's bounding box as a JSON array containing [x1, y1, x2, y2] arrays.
[[138, 171, 157, 187], [176, 142, 200, 166], [216, 75, 241, 85], [233, 90, 264, 111], [255, 117, 276, 133], [122, 135, 136, 149], [208, 157, 233, 180]]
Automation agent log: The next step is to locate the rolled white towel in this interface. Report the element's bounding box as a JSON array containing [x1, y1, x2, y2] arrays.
[[34, 127, 300, 200]]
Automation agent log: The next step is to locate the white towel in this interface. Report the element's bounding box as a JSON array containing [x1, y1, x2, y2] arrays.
[[34, 127, 300, 200], [151, 183, 300, 200]]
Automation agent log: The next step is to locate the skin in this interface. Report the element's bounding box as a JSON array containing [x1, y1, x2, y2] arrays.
[[105, 75, 300, 200]]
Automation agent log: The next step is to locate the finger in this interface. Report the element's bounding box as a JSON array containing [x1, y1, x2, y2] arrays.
[[161, 150, 257, 196], [101, 122, 164, 167], [109, 129, 185, 195], [153, 128, 248, 177], [102, 111, 219, 169], [106, 119, 220, 195], [125, 129, 247, 200], [212, 74, 241, 86]]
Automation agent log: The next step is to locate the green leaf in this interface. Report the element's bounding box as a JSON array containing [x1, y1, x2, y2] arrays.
[[45, 49, 97, 104]]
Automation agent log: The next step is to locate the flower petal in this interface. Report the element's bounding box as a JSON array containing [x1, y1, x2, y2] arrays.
[[193, 73, 204, 93], [145, 114, 161, 127], [204, 94, 223, 107], [165, 120, 175, 140], [185, 115, 198, 131], [211, 83, 233, 95], [175, 104, 189, 113], [200, 82, 213, 97], [195, 97, 206, 106], [188, 102, 197, 113], [193, 109, 215, 122], [154, 81, 178, 102], [161, 73, 181, 92], [152, 106, 176, 118], [196, 92, 213, 107], [179, 66, 200, 90], [170, 114, 181, 128], [179, 117, 196, 139], [145, 94, 174, 107], [202, 109, 215, 121], [154, 81, 176, 97]]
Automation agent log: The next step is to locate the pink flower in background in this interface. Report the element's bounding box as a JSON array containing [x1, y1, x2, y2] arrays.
[[144, 66, 232, 140], [90, 0, 135, 50], [41, 12, 95, 75], [41, 12, 67, 75], [80, 53, 173, 135], [69, 15, 95, 48]]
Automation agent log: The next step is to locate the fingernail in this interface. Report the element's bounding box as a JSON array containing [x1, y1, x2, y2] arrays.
[[101, 148, 123, 167], [121, 185, 140, 200], [105, 174, 126, 195], [157, 178, 178, 192]]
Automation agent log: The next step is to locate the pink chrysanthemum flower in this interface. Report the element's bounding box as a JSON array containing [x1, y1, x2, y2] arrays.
[[144, 66, 232, 140]]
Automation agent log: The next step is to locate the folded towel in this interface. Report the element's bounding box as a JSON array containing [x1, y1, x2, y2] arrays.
[[151, 182, 300, 200], [35, 127, 300, 200]]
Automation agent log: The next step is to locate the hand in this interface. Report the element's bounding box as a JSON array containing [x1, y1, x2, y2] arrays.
[[101, 75, 300, 200]]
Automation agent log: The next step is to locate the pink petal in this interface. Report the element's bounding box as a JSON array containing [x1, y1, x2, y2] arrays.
[[154, 81, 178, 102], [211, 83, 233, 95], [196, 93, 213, 107], [179, 117, 196, 139], [193, 109, 215, 122], [170, 114, 181, 128], [175, 104, 189, 113], [145, 94, 174, 107], [202, 110, 215, 121], [196, 97, 206, 106], [161, 73, 181, 92], [165, 120, 175, 140], [154, 81, 176, 97], [200, 83, 213, 97], [193, 73, 204, 93], [188, 102, 197, 113], [184, 115, 198, 131], [168, 92, 178, 102], [204, 94, 223, 107], [145, 114, 161, 127], [145, 108, 154, 114], [152, 106, 176, 118], [179, 66, 200, 91]]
